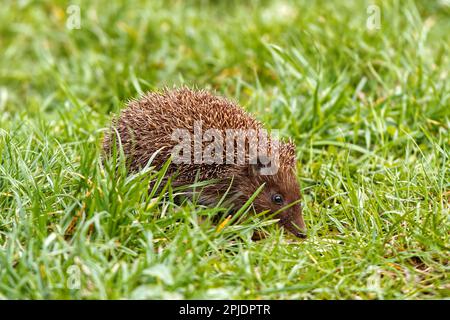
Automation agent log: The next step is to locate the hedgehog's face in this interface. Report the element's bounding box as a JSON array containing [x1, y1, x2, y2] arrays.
[[245, 159, 307, 239]]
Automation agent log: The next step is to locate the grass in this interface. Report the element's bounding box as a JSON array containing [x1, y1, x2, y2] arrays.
[[0, 0, 449, 299]]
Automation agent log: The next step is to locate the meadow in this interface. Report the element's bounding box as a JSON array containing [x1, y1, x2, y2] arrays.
[[0, 0, 449, 299]]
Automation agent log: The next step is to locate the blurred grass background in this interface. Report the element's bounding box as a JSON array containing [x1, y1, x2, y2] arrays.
[[0, 0, 449, 299]]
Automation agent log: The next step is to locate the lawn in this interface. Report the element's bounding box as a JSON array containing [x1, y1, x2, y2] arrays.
[[0, 0, 449, 299]]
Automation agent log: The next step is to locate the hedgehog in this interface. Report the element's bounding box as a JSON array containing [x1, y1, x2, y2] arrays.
[[103, 87, 306, 238]]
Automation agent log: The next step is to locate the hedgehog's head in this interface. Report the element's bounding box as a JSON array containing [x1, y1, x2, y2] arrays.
[[240, 142, 306, 239]]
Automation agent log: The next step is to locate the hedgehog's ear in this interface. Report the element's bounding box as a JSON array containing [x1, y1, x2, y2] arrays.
[[248, 155, 271, 176]]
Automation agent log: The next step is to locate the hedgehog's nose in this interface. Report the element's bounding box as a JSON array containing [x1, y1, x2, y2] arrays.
[[292, 229, 307, 239], [285, 222, 307, 239], [296, 231, 307, 239]]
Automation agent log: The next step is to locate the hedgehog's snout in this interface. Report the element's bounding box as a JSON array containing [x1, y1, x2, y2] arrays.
[[278, 204, 307, 239], [288, 219, 307, 239], [291, 227, 307, 239]]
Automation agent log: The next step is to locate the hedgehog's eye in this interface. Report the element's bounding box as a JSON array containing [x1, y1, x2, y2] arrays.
[[272, 194, 284, 205]]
